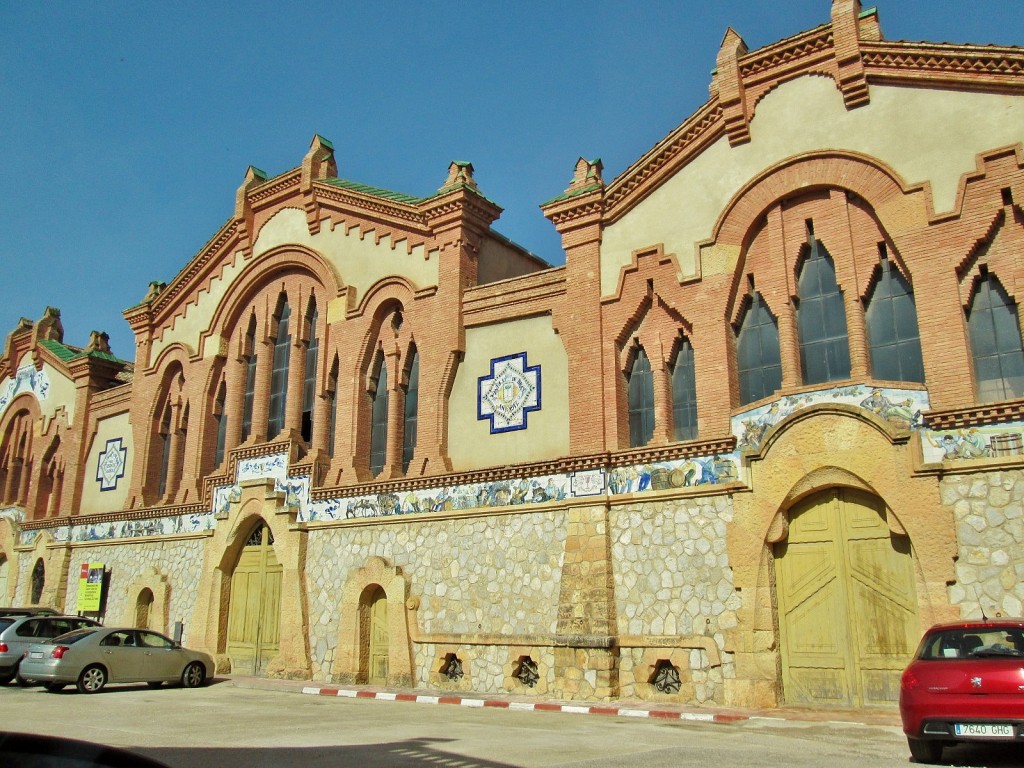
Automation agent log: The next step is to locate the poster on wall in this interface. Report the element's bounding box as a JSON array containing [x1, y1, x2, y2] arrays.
[[76, 563, 105, 612]]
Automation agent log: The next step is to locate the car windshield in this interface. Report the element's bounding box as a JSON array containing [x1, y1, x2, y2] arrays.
[[47, 628, 97, 645], [918, 627, 1024, 660]]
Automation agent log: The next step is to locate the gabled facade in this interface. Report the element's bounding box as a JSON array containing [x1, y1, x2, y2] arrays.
[[2, 0, 1023, 708]]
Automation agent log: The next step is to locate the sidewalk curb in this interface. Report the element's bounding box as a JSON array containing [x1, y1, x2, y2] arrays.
[[299, 686, 749, 724]]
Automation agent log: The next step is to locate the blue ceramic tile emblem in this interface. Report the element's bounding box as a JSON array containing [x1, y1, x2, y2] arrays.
[[96, 438, 127, 491], [478, 352, 541, 433]]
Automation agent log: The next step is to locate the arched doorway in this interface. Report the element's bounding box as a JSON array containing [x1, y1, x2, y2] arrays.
[[226, 522, 282, 675], [361, 586, 389, 685], [774, 487, 918, 707], [30, 558, 45, 604], [136, 588, 154, 629], [0, 556, 9, 606]]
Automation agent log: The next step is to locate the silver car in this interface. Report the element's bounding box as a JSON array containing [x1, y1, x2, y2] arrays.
[[0, 614, 101, 685], [19, 627, 214, 693]]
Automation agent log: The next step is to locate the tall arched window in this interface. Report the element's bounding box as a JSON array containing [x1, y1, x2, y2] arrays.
[[327, 356, 339, 459], [737, 292, 782, 405], [241, 315, 257, 442], [671, 338, 698, 441], [627, 347, 654, 447], [267, 299, 291, 439], [213, 382, 228, 467], [402, 350, 419, 473], [865, 246, 924, 383], [797, 224, 850, 385], [369, 357, 389, 477], [301, 301, 319, 443], [157, 404, 172, 499], [968, 272, 1024, 402], [30, 558, 45, 604]]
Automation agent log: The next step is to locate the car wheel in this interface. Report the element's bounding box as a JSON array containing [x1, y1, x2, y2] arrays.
[[15, 663, 34, 687], [77, 665, 107, 694], [907, 737, 943, 764], [181, 661, 205, 688], [146, 681, 163, 689], [44, 682, 66, 692]]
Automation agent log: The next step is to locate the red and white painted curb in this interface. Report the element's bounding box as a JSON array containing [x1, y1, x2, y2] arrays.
[[300, 686, 747, 723]]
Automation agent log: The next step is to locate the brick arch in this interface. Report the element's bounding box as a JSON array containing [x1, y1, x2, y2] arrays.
[[726, 408, 956, 704], [710, 151, 919, 253], [205, 245, 340, 344], [191, 478, 309, 677], [330, 556, 413, 687]]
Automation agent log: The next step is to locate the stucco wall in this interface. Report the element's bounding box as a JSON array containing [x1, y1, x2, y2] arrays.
[[78, 413, 133, 515], [151, 207, 441, 360], [448, 315, 570, 470], [601, 77, 1024, 295]]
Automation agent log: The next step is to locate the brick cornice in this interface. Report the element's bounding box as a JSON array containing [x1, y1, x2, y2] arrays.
[[861, 40, 1024, 93], [924, 399, 1024, 430]]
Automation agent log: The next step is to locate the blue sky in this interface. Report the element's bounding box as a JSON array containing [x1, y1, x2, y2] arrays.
[[2, 1, 1022, 359]]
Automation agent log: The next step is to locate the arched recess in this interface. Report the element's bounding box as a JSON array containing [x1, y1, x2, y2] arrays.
[[123, 567, 170, 632], [330, 556, 413, 687], [725, 405, 955, 708], [189, 478, 309, 679], [772, 486, 918, 707]]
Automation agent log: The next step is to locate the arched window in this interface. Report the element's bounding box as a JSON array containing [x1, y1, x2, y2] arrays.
[[327, 356, 339, 459], [301, 301, 319, 443], [241, 315, 257, 442], [968, 272, 1024, 403], [671, 338, 698, 441], [267, 299, 292, 440], [157, 404, 172, 499], [369, 357, 389, 477], [737, 292, 782, 405], [30, 558, 45, 604], [627, 347, 654, 447], [402, 350, 419, 473], [865, 246, 924, 383], [213, 381, 228, 467], [797, 224, 850, 385]]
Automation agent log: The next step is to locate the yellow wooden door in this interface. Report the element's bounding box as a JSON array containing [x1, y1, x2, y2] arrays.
[[775, 488, 918, 707], [226, 523, 282, 675], [368, 587, 389, 685]]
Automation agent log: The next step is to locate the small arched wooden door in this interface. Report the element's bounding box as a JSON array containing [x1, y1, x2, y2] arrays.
[[363, 586, 389, 685], [774, 488, 919, 707], [226, 522, 282, 675]]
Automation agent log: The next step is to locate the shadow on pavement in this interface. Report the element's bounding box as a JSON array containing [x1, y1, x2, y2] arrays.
[[139, 738, 519, 768]]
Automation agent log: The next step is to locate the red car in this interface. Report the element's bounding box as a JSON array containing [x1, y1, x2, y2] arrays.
[[900, 618, 1024, 763]]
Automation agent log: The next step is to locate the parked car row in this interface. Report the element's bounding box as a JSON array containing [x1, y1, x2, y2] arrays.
[[0, 607, 213, 694]]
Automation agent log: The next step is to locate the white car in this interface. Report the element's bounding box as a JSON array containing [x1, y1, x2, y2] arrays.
[[19, 627, 214, 693]]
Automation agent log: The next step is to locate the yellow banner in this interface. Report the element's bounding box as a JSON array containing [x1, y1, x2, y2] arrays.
[[77, 562, 104, 612]]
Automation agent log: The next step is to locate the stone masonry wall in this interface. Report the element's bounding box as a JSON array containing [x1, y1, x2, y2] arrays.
[[611, 495, 739, 703], [305, 509, 568, 683], [61, 538, 206, 643], [941, 469, 1024, 619]]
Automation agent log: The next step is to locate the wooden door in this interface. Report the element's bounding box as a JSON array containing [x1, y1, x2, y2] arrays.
[[368, 587, 389, 685], [775, 488, 918, 707], [226, 523, 283, 675]]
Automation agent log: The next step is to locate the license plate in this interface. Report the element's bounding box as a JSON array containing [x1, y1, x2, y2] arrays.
[[954, 723, 1014, 738], [29, 652, 43, 659]]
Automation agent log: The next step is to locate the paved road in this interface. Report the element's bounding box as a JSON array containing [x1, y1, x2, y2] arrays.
[[1, 680, 1021, 767]]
